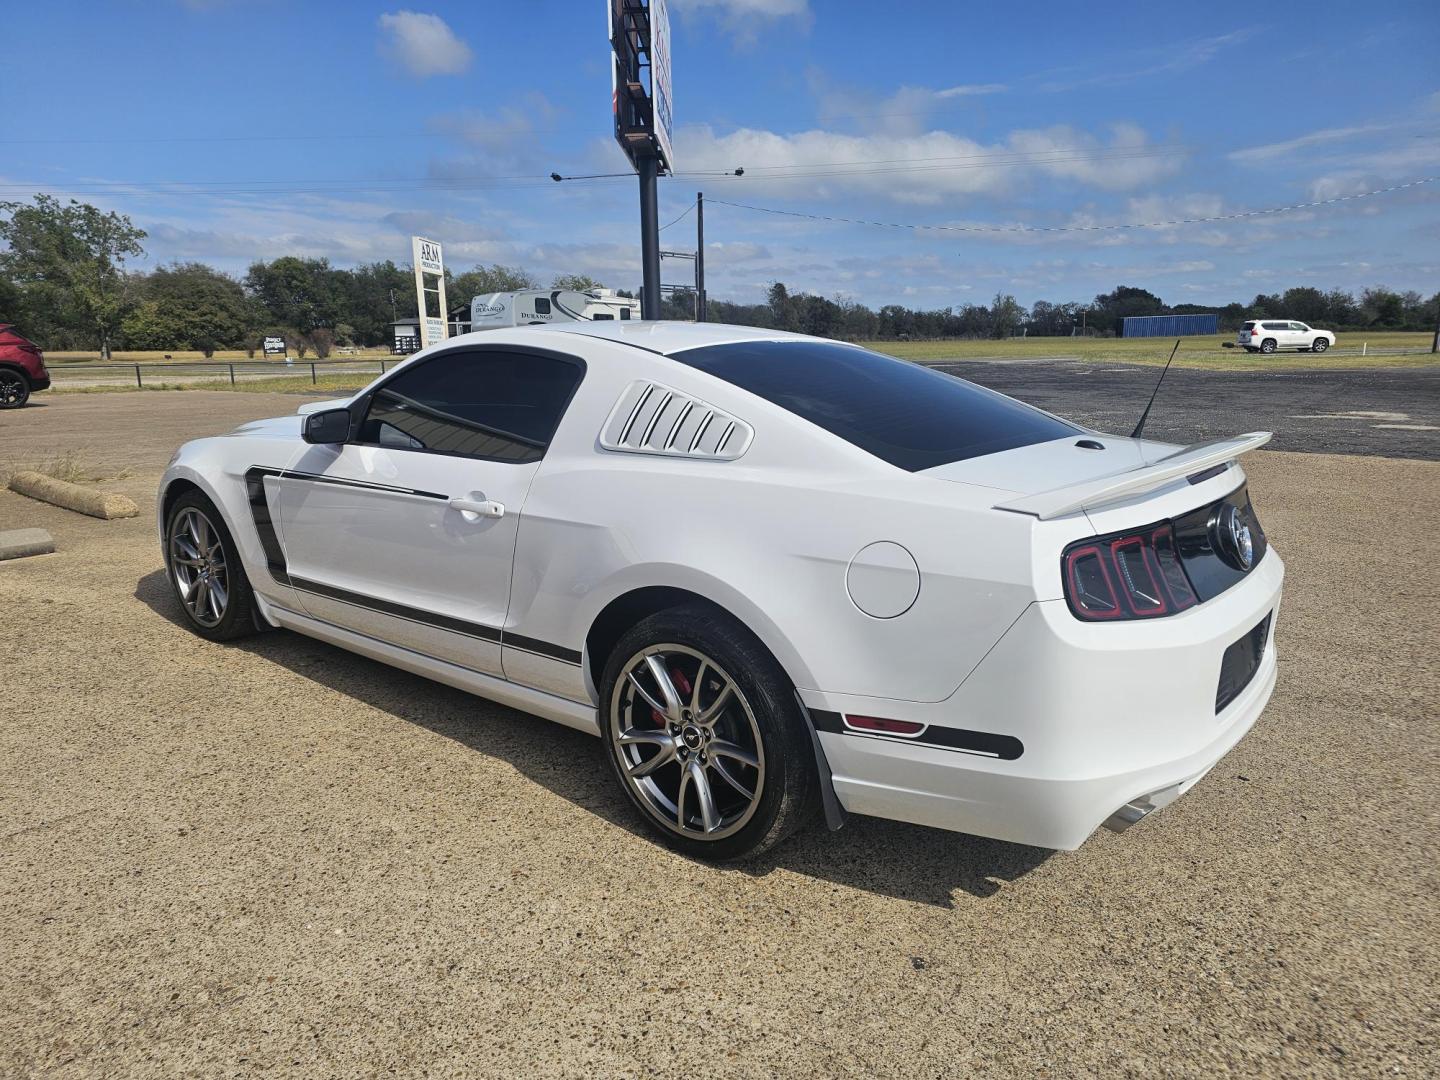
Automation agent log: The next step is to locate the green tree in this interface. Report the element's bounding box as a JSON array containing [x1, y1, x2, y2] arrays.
[[1091, 285, 1166, 333], [342, 260, 414, 346], [1281, 286, 1327, 325], [767, 282, 798, 332], [0, 194, 147, 359], [244, 256, 343, 334], [1359, 287, 1404, 327], [123, 262, 252, 356], [551, 273, 604, 292], [989, 292, 1024, 338]]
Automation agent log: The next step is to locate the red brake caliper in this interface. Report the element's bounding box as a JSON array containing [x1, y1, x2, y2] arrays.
[[652, 666, 693, 727]]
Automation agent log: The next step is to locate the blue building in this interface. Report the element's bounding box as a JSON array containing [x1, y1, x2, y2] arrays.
[[1121, 313, 1220, 337]]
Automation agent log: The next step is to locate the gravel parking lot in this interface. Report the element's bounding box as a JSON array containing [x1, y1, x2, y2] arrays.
[[935, 358, 1440, 460], [1, 393, 1436, 1077]]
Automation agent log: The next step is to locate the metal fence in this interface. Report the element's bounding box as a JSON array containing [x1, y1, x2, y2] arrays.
[[47, 358, 393, 389]]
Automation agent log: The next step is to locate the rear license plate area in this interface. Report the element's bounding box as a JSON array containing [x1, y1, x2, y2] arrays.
[[1216, 613, 1272, 714]]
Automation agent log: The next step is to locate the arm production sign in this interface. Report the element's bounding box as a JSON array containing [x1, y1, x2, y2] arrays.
[[411, 236, 449, 349]]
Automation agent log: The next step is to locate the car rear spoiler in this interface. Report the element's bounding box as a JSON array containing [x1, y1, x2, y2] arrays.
[[995, 431, 1273, 520]]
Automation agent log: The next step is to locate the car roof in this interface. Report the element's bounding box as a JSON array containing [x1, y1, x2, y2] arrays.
[[514, 319, 817, 356]]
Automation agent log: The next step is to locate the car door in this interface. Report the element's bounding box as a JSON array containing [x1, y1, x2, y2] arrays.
[[274, 345, 585, 678], [1288, 322, 1311, 349]]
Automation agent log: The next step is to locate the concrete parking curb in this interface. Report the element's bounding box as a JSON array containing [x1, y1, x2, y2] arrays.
[[0, 527, 56, 560], [7, 472, 139, 520]]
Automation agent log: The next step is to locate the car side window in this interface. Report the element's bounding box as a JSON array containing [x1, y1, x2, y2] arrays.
[[1290, 322, 1308, 331], [356, 349, 584, 464]]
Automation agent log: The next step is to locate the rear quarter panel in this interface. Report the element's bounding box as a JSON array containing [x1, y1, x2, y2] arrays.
[[503, 338, 1054, 705]]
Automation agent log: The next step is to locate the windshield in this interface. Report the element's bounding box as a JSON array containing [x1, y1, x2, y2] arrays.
[[670, 339, 1080, 471]]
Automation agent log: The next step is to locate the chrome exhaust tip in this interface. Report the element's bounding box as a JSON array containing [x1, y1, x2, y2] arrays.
[[1103, 797, 1157, 833]]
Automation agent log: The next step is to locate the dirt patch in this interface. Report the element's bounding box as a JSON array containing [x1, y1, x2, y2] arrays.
[[1, 394, 1436, 1077]]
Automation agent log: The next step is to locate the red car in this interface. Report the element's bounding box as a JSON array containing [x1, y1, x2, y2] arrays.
[[0, 324, 50, 408]]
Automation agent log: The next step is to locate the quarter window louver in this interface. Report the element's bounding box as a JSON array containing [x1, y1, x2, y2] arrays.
[[599, 380, 753, 460]]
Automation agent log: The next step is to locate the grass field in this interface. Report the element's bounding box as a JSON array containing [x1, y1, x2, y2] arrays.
[[54, 373, 372, 396], [44, 347, 392, 365], [44, 332, 1436, 372], [45, 331, 1438, 394], [870, 331, 1438, 369]]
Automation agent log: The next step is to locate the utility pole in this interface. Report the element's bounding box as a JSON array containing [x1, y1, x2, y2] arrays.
[[695, 191, 706, 321], [1432, 292, 1439, 353]]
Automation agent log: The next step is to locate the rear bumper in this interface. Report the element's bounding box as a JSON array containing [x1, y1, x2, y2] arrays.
[[801, 548, 1284, 850], [31, 372, 51, 391]]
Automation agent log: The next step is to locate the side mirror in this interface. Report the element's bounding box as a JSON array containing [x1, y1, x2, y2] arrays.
[[303, 407, 352, 445]]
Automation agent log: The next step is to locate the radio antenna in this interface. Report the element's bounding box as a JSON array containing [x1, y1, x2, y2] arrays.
[[1131, 338, 1181, 439]]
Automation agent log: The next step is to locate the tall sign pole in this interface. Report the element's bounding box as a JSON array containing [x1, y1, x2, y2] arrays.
[[639, 158, 661, 319], [411, 236, 448, 349], [695, 191, 706, 322], [609, 0, 673, 320]]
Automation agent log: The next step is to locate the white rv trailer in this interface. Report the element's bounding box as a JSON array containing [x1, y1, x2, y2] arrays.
[[470, 288, 641, 329]]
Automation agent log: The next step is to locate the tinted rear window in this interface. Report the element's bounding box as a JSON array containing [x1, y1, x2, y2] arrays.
[[1242, 321, 1256, 330], [671, 340, 1080, 471]]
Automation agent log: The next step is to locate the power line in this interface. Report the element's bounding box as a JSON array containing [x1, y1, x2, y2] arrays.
[[707, 175, 1440, 235], [659, 200, 698, 231]]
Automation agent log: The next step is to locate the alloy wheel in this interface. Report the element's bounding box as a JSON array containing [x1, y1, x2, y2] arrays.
[[609, 644, 765, 841], [0, 371, 28, 408], [168, 507, 230, 627]]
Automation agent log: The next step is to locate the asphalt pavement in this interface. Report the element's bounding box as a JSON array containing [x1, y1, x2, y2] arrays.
[[934, 358, 1440, 459]]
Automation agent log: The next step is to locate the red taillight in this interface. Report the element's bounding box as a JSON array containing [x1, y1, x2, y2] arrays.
[[1063, 523, 1198, 621], [844, 714, 925, 736]]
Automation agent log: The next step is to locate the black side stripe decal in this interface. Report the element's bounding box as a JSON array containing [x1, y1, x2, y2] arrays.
[[808, 709, 1024, 761], [285, 574, 502, 642], [243, 465, 579, 665], [502, 633, 583, 666]]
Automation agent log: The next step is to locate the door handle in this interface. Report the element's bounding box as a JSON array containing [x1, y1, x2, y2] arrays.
[[449, 497, 505, 519]]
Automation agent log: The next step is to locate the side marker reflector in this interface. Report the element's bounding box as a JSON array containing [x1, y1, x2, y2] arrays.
[[844, 714, 925, 736]]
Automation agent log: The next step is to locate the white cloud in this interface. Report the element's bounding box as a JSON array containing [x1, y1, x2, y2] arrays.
[[672, 0, 811, 42], [673, 0, 809, 16], [378, 11, 472, 78], [1036, 28, 1257, 92], [1230, 124, 1391, 164], [678, 121, 1183, 205], [934, 84, 1007, 99]]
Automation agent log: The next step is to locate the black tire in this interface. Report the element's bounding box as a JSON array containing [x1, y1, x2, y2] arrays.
[[1311, 339, 1329, 353], [0, 369, 30, 409], [1243, 346, 1257, 354], [599, 603, 819, 861], [1260, 338, 1277, 354], [163, 490, 257, 641]]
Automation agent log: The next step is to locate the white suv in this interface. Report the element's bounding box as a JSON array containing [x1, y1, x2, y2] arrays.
[[1238, 320, 1335, 354]]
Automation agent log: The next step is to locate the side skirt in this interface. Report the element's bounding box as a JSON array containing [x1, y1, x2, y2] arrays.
[[262, 599, 601, 737]]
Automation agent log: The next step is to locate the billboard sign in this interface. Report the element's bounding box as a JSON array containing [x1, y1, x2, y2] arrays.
[[609, 0, 673, 174], [262, 335, 286, 356], [410, 236, 449, 349], [651, 0, 673, 172]]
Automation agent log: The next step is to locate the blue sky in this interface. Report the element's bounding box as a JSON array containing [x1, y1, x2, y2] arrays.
[[6, 0, 1439, 308]]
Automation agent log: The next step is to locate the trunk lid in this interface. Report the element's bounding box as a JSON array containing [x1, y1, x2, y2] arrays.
[[923, 432, 1270, 519]]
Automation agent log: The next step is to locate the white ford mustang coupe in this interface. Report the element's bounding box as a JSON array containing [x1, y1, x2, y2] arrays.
[[159, 322, 1283, 859]]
